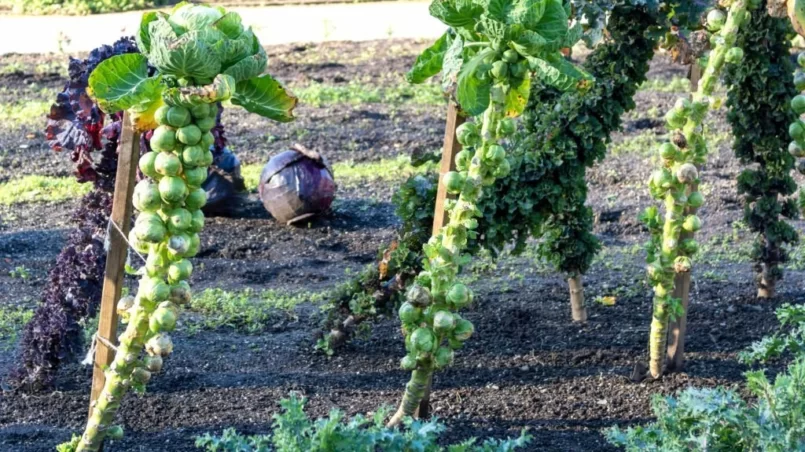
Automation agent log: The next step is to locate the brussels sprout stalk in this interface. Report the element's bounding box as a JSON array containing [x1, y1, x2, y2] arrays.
[[62, 4, 296, 450], [643, 0, 752, 379]]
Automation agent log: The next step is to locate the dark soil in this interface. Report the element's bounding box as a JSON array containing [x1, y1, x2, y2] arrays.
[[1, 39, 804, 451]]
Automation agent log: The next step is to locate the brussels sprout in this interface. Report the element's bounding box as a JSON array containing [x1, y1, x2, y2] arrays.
[[190, 103, 212, 119], [146, 333, 173, 357], [134, 218, 166, 243], [117, 295, 135, 315], [447, 283, 471, 308], [790, 141, 805, 158], [444, 171, 464, 195], [493, 158, 511, 178], [139, 152, 160, 179], [170, 281, 192, 305], [166, 208, 192, 233], [155, 105, 170, 125], [166, 106, 191, 128], [151, 126, 177, 152], [455, 150, 472, 172], [398, 302, 420, 324], [184, 166, 208, 188], [655, 283, 668, 298], [400, 355, 417, 370], [106, 425, 124, 441], [496, 118, 516, 137], [131, 367, 151, 384], [140, 276, 170, 302], [433, 311, 456, 334], [434, 346, 454, 368], [659, 143, 677, 160], [682, 215, 702, 232], [168, 234, 190, 256], [706, 9, 726, 31], [201, 131, 215, 149], [456, 123, 480, 147], [182, 144, 208, 167], [133, 180, 162, 212], [799, 53, 805, 69], [149, 306, 177, 333], [448, 337, 464, 350], [789, 120, 805, 140], [189, 209, 205, 233], [687, 191, 705, 208], [177, 124, 202, 145], [158, 176, 188, 204], [185, 233, 201, 258], [452, 318, 474, 341], [676, 163, 699, 184], [410, 328, 435, 353], [795, 71, 805, 91], [196, 116, 216, 133], [406, 284, 432, 307], [185, 188, 208, 210], [652, 169, 674, 189], [155, 152, 182, 177], [502, 49, 519, 63], [485, 144, 505, 162], [490, 61, 508, 80], [128, 229, 151, 254], [793, 95, 805, 115], [144, 355, 163, 373], [509, 61, 527, 79], [665, 108, 686, 129], [680, 238, 699, 255], [168, 259, 193, 283], [725, 47, 743, 64], [673, 256, 692, 272]]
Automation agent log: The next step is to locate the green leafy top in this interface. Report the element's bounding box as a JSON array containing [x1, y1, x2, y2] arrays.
[[88, 2, 296, 130], [407, 0, 592, 116]]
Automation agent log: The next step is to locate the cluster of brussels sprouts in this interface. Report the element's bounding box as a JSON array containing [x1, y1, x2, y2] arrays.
[[642, 0, 752, 379], [788, 53, 805, 173], [389, 53, 517, 426]]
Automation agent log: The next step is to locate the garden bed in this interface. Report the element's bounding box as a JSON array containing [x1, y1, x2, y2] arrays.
[[0, 39, 803, 451]]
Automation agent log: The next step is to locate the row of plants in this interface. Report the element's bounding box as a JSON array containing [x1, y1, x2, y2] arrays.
[[11, 0, 176, 15]]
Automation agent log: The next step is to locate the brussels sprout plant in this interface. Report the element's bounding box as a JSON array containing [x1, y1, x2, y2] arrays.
[[60, 3, 296, 451], [390, 0, 590, 426], [641, 0, 754, 379]]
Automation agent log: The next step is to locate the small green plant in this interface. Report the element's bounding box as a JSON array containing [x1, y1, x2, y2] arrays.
[[9, 265, 31, 280], [0, 175, 91, 205], [12, 0, 175, 15], [0, 306, 33, 346], [195, 394, 531, 452]]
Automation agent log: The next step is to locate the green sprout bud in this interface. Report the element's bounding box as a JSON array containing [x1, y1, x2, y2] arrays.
[[444, 171, 465, 195], [128, 229, 150, 254], [682, 215, 702, 232], [798, 52, 805, 69], [176, 124, 202, 145], [455, 150, 472, 172], [448, 337, 464, 350], [490, 60, 508, 80], [196, 116, 216, 133], [790, 120, 805, 140], [170, 281, 192, 305], [456, 123, 480, 147], [189, 209, 205, 233], [433, 311, 456, 334], [687, 191, 705, 208], [493, 158, 511, 178], [416, 271, 432, 288], [133, 180, 162, 212], [140, 276, 170, 302], [144, 355, 163, 373], [410, 328, 435, 353], [149, 306, 177, 333], [106, 425, 124, 441], [166, 106, 191, 128], [665, 108, 687, 129], [151, 126, 177, 152], [790, 141, 805, 158], [406, 283, 432, 307], [182, 144, 208, 168], [434, 346, 454, 368], [155, 105, 170, 125], [706, 9, 726, 31], [795, 71, 805, 91], [201, 131, 215, 149], [146, 333, 173, 357], [502, 49, 519, 63], [651, 168, 674, 189], [447, 283, 471, 308], [673, 256, 692, 272], [680, 238, 699, 255], [139, 152, 159, 179], [725, 47, 743, 64], [401, 355, 417, 370], [159, 176, 188, 204], [116, 295, 135, 316], [155, 152, 182, 177], [676, 163, 699, 184], [655, 283, 668, 298], [184, 166, 208, 188], [659, 143, 677, 160], [496, 118, 516, 137], [452, 318, 474, 342], [131, 367, 151, 384], [398, 302, 420, 324], [486, 144, 506, 162], [167, 233, 190, 256], [190, 103, 212, 119], [167, 208, 192, 233], [793, 95, 805, 115], [168, 259, 193, 283], [185, 188, 208, 210], [133, 217, 166, 243], [509, 61, 527, 79]]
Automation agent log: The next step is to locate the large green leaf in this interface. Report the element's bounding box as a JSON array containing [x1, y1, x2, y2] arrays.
[[149, 19, 225, 81], [441, 34, 464, 91], [527, 53, 592, 92], [223, 39, 268, 82], [232, 74, 298, 123], [429, 0, 482, 28], [504, 71, 531, 117], [507, 0, 546, 28], [533, 0, 568, 42], [214, 12, 244, 39], [406, 31, 451, 84], [561, 22, 583, 49], [164, 74, 236, 108], [485, 0, 515, 23], [221, 28, 257, 67], [88, 53, 162, 112], [456, 49, 493, 116], [136, 11, 158, 55]]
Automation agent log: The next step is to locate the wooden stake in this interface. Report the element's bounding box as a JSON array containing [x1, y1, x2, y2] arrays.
[[418, 101, 465, 419], [89, 114, 140, 415], [666, 64, 702, 373]]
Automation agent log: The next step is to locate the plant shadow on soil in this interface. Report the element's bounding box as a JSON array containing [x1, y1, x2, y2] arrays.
[[1, 39, 805, 451]]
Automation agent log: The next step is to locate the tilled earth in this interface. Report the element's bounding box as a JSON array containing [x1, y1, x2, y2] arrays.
[[1, 39, 805, 451]]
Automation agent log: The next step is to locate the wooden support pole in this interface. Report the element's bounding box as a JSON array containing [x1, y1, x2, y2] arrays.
[[418, 101, 465, 419], [89, 114, 140, 416], [666, 64, 702, 373]]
